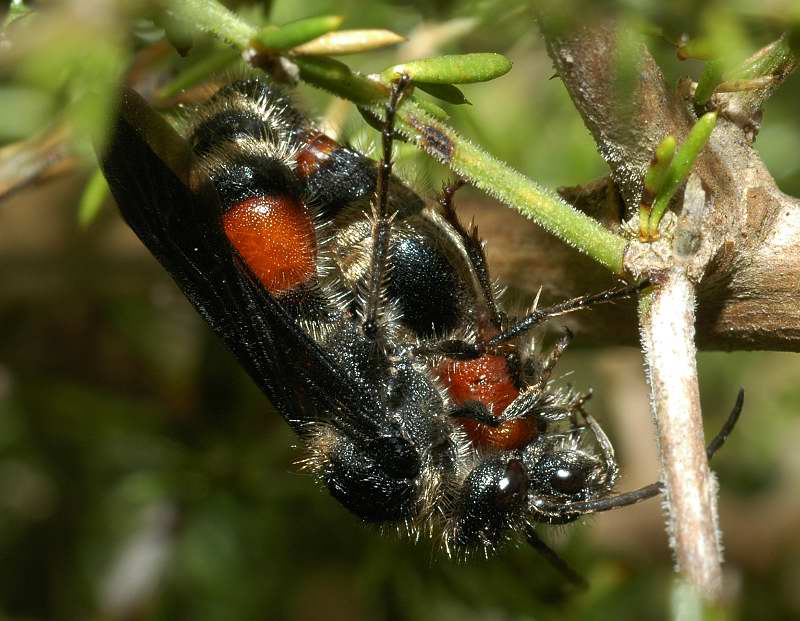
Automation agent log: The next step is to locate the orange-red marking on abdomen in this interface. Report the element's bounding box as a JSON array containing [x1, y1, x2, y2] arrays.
[[437, 354, 539, 450], [222, 194, 316, 293], [296, 133, 338, 179]]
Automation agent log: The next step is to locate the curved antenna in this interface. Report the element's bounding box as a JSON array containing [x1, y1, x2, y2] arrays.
[[705, 387, 745, 458]]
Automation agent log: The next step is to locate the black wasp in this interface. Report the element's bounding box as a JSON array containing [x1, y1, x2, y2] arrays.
[[100, 72, 743, 583]]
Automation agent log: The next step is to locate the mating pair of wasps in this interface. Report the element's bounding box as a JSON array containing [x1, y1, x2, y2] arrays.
[[101, 71, 741, 583]]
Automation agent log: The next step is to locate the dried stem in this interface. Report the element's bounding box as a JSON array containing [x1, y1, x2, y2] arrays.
[[0, 124, 76, 201], [640, 272, 722, 598]]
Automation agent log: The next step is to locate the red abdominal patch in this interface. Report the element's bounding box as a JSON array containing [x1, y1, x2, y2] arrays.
[[223, 195, 316, 293], [438, 354, 539, 450]]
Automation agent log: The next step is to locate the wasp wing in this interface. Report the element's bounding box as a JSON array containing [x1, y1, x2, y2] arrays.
[[100, 88, 379, 434]]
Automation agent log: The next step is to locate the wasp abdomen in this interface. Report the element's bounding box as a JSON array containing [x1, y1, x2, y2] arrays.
[[388, 233, 468, 337], [185, 89, 319, 295], [222, 193, 316, 293], [205, 154, 316, 293], [324, 437, 417, 523]]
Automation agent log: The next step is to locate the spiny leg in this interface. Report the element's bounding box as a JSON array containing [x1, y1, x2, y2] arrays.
[[583, 412, 619, 486], [530, 388, 745, 517], [486, 281, 648, 350], [438, 177, 504, 330], [413, 282, 646, 360], [525, 526, 588, 590], [362, 75, 410, 339], [529, 328, 574, 394]]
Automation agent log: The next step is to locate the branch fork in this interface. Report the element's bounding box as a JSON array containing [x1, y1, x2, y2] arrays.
[[534, 13, 800, 598]]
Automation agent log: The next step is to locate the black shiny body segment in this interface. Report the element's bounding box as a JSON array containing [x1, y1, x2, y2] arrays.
[[207, 153, 301, 209], [387, 231, 469, 337], [305, 145, 380, 213]]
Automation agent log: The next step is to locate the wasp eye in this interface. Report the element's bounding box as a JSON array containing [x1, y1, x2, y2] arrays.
[[532, 451, 595, 499], [549, 465, 585, 496], [495, 459, 529, 510]]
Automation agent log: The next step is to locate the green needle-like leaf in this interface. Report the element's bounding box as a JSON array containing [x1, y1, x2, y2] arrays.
[[292, 29, 404, 55], [640, 134, 676, 239], [78, 167, 110, 228], [382, 53, 512, 84], [694, 60, 724, 105], [252, 15, 343, 51], [414, 82, 470, 105], [644, 135, 676, 197], [648, 113, 717, 237], [294, 56, 385, 105]]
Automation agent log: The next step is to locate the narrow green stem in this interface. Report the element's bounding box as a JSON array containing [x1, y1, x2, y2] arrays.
[[390, 102, 626, 272], [694, 60, 724, 105], [166, 0, 628, 273], [166, 0, 256, 48], [649, 113, 717, 237]]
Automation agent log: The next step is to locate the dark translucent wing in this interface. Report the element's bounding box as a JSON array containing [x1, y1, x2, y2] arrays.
[[100, 88, 378, 433]]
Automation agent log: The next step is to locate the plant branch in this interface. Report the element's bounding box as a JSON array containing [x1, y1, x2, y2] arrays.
[[538, 17, 693, 210], [639, 271, 722, 599], [531, 16, 800, 352], [532, 13, 800, 598], [389, 101, 627, 272], [166, 0, 255, 48]]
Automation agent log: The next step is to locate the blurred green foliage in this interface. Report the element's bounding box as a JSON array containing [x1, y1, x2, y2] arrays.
[[1, 1, 800, 620]]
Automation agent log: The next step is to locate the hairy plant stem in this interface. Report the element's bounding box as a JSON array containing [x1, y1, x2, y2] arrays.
[[389, 103, 627, 272], [639, 273, 722, 599], [166, 0, 255, 48]]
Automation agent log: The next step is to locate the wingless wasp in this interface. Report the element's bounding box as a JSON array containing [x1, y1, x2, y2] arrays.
[[100, 73, 743, 584]]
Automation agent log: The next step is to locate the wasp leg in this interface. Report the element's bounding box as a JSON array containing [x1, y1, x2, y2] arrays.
[[412, 338, 482, 359], [486, 281, 647, 350], [437, 178, 504, 330], [523, 328, 574, 393], [525, 526, 588, 590], [416, 284, 644, 359], [362, 75, 411, 339], [583, 412, 619, 486], [705, 387, 745, 459]]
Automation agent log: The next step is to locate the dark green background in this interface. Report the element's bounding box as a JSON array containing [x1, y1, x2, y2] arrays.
[[2, 1, 799, 619]]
